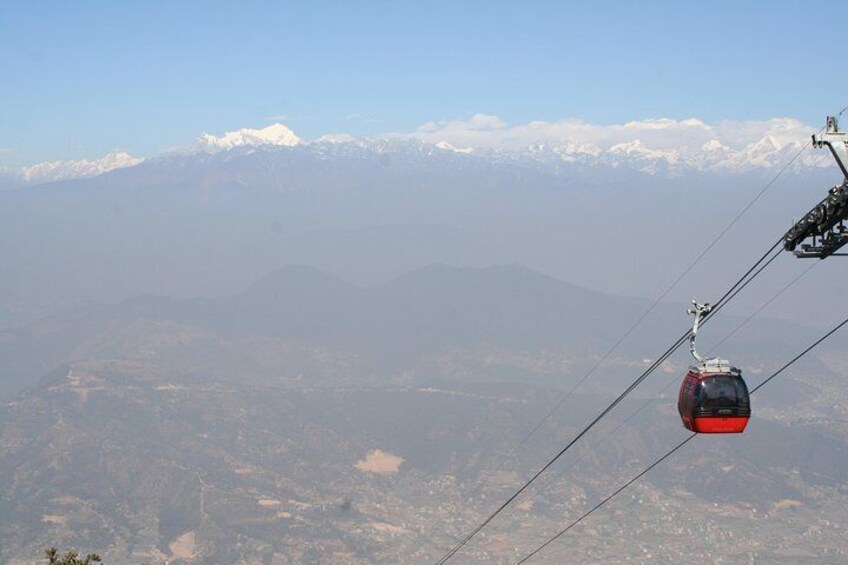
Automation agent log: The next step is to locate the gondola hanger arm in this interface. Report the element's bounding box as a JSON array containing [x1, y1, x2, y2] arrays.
[[813, 116, 848, 180], [687, 300, 711, 364]]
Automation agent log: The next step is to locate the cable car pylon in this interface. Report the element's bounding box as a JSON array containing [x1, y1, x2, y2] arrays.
[[677, 300, 751, 433], [784, 116, 848, 258]]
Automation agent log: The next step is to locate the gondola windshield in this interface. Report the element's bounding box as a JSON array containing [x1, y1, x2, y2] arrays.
[[694, 374, 749, 413]]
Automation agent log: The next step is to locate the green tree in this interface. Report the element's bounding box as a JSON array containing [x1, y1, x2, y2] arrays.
[[44, 548, 102, 565]]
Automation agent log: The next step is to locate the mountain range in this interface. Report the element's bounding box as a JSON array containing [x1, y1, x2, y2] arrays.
[[0, 263, 821, 401], [0, 119, 839, 333], [1, 117, 832, 187]]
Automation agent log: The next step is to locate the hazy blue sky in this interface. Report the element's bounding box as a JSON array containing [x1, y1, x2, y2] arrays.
[[2, 1, 846, 166]]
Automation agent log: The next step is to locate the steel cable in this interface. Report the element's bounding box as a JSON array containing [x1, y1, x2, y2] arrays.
[[515, 311, 848, 563]]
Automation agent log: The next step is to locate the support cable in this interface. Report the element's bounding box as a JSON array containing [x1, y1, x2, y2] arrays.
[[434, 239, 782, 565], [435, 114, 827, 565], [515, 312, 848, 564], [542, 255, 815, 494], [438, 131, 814, 526], [514, 434, 697, 564]]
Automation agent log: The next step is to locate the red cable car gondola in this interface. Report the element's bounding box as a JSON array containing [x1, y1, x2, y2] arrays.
[[677, 301, 751, 434]]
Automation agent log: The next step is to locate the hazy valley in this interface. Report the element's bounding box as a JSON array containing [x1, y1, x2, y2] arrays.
[[1, 258, 848, 563], [3, 115, 848, 564]]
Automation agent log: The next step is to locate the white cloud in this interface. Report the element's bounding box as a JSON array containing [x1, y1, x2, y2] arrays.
[[418, 113, 507, 133], [412, 114, 813, 150]]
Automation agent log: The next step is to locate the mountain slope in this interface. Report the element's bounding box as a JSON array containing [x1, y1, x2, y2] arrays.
[[0, 263, 820, 399]]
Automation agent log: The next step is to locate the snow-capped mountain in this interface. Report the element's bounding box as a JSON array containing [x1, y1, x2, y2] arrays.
[[171, 116, 834, 178], [434, 141, 473, 154], [409, 115, 830, 176], [10, 116, 836, 187], [197, 123, 301, 151], [20, 151, 144, 184]]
